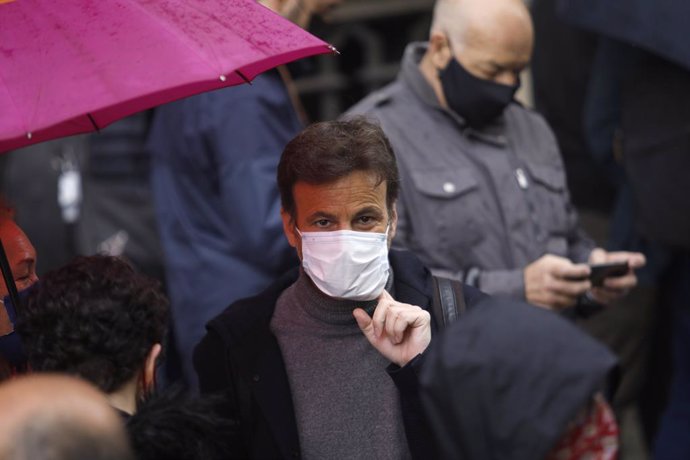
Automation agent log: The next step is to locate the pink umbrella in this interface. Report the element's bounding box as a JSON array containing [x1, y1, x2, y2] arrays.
[[0, 0, 334, 153]]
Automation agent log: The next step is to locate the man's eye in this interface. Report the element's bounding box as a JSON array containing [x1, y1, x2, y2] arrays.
[[314, 219, 330, 228], [14, 277, 30, 289], [356, 216, 380, 228]]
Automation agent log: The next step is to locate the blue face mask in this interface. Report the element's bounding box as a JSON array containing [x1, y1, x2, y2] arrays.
[[0, 294, 26, 368], [439, 57, 519, 128]]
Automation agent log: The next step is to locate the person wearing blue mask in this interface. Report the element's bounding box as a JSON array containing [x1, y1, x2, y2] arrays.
[[194, 118, 485, 460], [347, 0, 645, 312], [0, 201, 38, 378]]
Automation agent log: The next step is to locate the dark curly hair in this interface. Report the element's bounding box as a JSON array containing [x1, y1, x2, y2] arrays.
[[17, 255, 169, 393], [126, 386, 241, 460]]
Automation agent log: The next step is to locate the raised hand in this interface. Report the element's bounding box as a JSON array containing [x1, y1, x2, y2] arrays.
[[353, 289, 431, 367]]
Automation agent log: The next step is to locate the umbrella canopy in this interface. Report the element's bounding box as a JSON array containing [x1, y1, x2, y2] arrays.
[[557, 0, 690, 72], [0, 0, 334, 153]]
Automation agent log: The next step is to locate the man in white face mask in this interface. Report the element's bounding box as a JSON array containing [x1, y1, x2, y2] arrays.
[[194, 118, 485, 460]]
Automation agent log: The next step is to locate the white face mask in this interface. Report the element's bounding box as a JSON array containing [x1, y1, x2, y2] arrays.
[[297, 226, 390, 301]]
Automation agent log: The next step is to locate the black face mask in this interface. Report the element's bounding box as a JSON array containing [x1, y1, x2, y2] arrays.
[[439, 57, 519, 128]]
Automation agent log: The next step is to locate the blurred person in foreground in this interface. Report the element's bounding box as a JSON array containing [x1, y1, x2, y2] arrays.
[[420, 297, 619, 459], [347, 0, 644, 313], [194, 118, 486, 459], [147, 0, 340, 389], [0, 374, 134, 460], [17, 255, 236, 459]]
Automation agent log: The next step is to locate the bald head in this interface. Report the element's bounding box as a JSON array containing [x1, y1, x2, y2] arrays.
[[432, 0, 533, 56], [421, 0, 533, 105], [0, 374, 133, 460]]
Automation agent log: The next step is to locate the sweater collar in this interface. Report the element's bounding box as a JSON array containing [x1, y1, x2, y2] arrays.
[[293, 268, 394, 325]]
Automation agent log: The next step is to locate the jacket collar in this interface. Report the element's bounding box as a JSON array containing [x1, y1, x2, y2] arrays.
[[398, 42, 510, 147]]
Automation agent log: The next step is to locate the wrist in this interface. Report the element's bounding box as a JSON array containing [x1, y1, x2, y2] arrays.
[[574, 290, 604, 318]]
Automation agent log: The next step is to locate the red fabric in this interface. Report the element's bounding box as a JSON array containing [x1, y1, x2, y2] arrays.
[[546, 394, 619, 460]]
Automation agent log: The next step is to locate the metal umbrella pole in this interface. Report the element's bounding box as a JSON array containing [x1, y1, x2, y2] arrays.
[[0, 238, 20, 315]]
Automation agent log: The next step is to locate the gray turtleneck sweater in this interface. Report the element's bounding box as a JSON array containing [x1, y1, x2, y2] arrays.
[[270, 270, 411, 460]]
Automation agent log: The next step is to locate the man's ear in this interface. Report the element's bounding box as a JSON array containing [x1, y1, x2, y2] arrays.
[[143, 343, 162, 392], [281, 208, 298, 248], [388, 203, 398, 243], [429, 32, 453, 71]]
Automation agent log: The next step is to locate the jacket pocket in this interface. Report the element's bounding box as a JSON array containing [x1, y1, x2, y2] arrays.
[[525, 164, 570, 240], [406, 168, 484, 259], [528, 164, 565, 192], [409, 168, 479, 198]]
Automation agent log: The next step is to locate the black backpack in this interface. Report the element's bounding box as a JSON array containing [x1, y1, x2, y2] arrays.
[[430, 276, 467, 329]]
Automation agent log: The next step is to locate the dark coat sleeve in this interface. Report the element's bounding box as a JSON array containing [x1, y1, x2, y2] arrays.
[[195, 329, 231, 396], [194, 328, 249, 458], [387, 353, 438, 460]]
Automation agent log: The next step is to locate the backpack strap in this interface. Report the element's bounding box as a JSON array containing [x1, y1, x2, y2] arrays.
[[431, 276, 467, 329]]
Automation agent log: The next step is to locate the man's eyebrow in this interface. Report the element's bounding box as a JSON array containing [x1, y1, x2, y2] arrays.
[[305, 211, 338, 222], [354, 206, 384, 218]]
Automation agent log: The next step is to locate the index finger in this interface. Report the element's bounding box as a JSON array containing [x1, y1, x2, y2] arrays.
[[555, 263, 591, 280], [372, 291, 394, 337], [377, 289, 394, 302]]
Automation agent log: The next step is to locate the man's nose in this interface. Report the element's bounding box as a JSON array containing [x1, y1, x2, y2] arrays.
[[495, 71, 519, 87]]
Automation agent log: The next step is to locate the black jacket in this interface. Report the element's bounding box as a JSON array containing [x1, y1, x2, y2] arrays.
[[194, 249, 485, 459]]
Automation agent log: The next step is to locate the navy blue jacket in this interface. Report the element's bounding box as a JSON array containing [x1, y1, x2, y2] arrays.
[[147, 70, 301, 382], [194, 249, 486, 459]]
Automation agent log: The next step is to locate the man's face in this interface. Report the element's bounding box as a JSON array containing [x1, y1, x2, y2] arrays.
[[449, 29, 531, 87], [0, 221, 38, 298], [432, 8, 534, 89], [281, 170, 397, 259]]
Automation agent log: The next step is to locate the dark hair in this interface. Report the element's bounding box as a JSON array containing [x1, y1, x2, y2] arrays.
[[277, 117, 399, 219], [126, 387, 241, 460], [17, 255, 169, 393]]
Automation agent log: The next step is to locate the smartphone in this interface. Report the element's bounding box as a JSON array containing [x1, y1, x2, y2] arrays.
[[589, 261, 629, 287]]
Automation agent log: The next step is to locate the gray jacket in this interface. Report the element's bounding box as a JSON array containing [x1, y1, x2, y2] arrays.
[[346, 43, 594, 299]]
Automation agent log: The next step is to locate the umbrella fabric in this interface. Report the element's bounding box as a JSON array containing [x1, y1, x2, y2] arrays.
[[557, 0, 690, 72], [0, 0, 333, 152]]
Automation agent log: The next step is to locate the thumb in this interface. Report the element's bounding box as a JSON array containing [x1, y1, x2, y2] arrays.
[[589, 247, 607, 264], [353, 308, 375, 340]]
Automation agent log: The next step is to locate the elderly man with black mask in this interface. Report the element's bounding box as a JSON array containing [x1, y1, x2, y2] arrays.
[[347, 0, 645, 312]]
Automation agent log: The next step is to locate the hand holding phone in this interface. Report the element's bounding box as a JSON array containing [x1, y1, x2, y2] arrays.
[[589, 261, 629, 287]]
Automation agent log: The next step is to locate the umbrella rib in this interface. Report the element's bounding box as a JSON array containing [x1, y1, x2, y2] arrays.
[[235, 70, 252, 84], [0, 64, 30, 139], [87, 113, 100, 132]]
